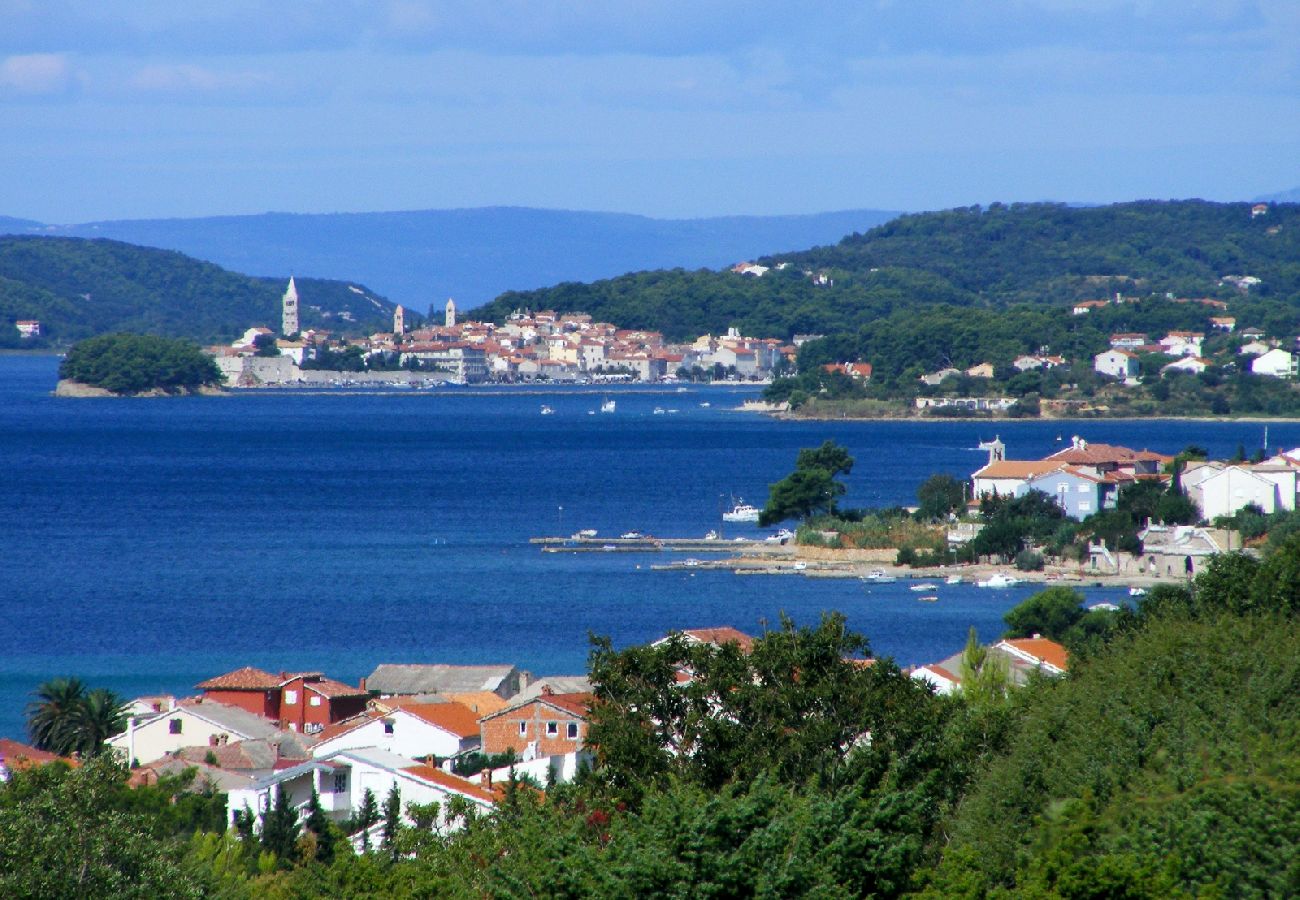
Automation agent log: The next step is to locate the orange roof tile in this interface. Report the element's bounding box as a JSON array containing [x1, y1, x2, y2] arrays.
[[0, 738, 70, 768], [442, 692, 510, 716], [304, 678, 367, 699], [1000, 637, 1069, 672], [973, 460, 1063, 479], [680, 627, 755, 652], [402, 765, 498, 803], [396, 702, 482, 738], [196, 666, 281, 691]]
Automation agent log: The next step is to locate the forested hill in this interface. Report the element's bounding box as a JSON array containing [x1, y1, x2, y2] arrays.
[[473, 200, 1300, 342], [0, 236, 396, 346]]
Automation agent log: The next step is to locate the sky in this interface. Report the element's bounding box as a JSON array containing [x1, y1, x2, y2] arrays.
[[1, 1, 1298, 223]]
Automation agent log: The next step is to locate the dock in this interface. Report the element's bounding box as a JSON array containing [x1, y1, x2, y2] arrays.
[[531, 535, 792, 555]]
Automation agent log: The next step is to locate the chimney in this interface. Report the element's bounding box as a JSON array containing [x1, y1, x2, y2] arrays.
[[541, 685, 554, 696]]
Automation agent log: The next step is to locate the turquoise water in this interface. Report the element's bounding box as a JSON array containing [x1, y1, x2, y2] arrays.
[[1, 354, 1291, 740]]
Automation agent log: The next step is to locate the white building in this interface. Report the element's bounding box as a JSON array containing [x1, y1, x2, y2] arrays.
[[1093, 349, 1140, 381], [226, 747, 496, 836], [108, 700, 281, 766], [282, 277, 299, 336], [1251, 348, 1296, 379], [311, 703, 481, 762]]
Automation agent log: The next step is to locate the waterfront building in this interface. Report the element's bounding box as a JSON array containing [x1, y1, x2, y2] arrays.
[[282, 277, 300, 336], [107, 699, 281, 765]]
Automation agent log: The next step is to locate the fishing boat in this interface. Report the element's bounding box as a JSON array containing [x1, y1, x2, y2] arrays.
[[863, 569, 897, 584], [1128, 586, 1147, 597], [917, 595, 939, 603], [540, 404, 554, 415], [909, 583, 938, 592], [945, 574, 963, 585], [600, 398, 616, 413], [722, 500, 760, 523]]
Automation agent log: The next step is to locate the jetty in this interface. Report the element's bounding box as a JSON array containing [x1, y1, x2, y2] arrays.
[[531, 535, 792, 555]]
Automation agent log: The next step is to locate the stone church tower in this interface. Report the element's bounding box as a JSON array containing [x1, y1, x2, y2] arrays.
[[393, 304, 406, 334], [445, 298, 456, 329], [282, 277, 300, 336]]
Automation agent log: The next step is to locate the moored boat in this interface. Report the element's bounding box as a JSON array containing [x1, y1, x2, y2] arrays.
[[977, 572, 1020, 589], [722, 500, 760, 523], [863, 568, 897, 584]]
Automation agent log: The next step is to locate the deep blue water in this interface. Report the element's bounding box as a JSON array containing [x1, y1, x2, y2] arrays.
[[1, 354, 1295, 741]]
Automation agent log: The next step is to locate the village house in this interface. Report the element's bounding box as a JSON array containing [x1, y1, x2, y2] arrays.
[[1072, 300, 1109, 315], [1238, 340, 1271, 356], [226, 747, 497, 838], [1251, 348, 1295, 379], [652, 626, 756, 654], [1160, 356, 1210, 376], [1159, 331, 1204, 357], [310, 702, 481, 762], [1138, 524, 1241, 578], [911, 635, 1069, 696], [965, 362, 996, 379], [1210, 317, 1236, 332], [479, 690, 592, 760], [195, 667, 368, 735], [1182, 458, 1298, 520], [1108, 333, 1147, 349], [0, 738, 71, 780], [1093, 349, 1140, 381], [822, 362, 873, 381], [15, 320, 41, 338], [1021, 466, 1118, 519], [366, 663, 530, 700], [919, 367, 962, 386], [107, 699, 283, 765]]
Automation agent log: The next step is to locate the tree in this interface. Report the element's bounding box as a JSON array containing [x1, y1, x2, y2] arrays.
[[759, 440, 855, 526], [1248, 531, 1300, 616], [26, 676, 87, 756], [916, 474, 965, 520], [302, 787, 335, 864], [381, 783, 402, 858], [957, 627, 1010, 707], [1191, 551, 1260, 616], [354, 788, 380, 852], [260, 785, 300, 864], [1003, 587, 1086, 642]]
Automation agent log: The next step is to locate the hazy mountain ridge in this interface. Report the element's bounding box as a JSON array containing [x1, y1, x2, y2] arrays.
[[0, 206, 900, 312]]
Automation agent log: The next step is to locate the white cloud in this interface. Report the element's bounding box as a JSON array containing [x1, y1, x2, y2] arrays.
[[0, 53, 71, 94]]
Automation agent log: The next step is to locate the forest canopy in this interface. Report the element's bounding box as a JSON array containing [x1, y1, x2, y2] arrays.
[[58, 333, 224, 394]]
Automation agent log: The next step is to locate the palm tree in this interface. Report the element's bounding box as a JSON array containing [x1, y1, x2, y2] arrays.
[[26, 676, 87, 755], [74, 687, 129, 755], [26, 678, 128, 756]]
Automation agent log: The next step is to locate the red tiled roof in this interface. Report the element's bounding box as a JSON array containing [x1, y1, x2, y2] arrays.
[[304, 678, 367, 699], [396, 702, 482, 738], [402, 765, 497, 803], [1045, 443, 1172, 466], [196, 667, 281, 691], [0, 738, 68, 768], [681, 627, 755, 652], [999, 637, 1069, 672]]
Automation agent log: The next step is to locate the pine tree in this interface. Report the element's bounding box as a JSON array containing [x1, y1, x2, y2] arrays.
[[303, 788, 334, 863], [355, 788, 379, 853], [380, 784, 402, 858], [260, 786, 300, 864]]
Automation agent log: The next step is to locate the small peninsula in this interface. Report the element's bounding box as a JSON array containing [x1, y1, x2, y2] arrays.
[[56, 333, 225, 397]]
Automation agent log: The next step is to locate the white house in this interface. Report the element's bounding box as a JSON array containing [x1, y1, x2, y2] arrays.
[[311, 703, 481, 762], [970, 460, 1063, 500], [1159, 332, 1204, 357], [108, 700, 281, 765], [1160, 356, 1210, 376], [1093, 349, 1140, 381], [1238, 341, 1271, 357], [1251, 348, 1296, 379], [1183, 461, 1297, 520], [225, 747, 496, 835]]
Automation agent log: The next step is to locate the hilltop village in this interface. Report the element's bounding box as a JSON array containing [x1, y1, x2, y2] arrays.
[[208, 279, 791, 387]]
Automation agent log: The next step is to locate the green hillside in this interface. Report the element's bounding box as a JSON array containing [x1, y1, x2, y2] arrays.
[[473, 200, 1300, 343], [0, 236, 396, 346]]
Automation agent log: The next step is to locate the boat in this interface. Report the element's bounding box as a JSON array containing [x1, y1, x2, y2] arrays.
[[620, 530, 643, 539], [684, 558, 701, 567], [540, 404, 554, 415], [703, 529, 720, 540], [863, 569, 897, 584], [699, 401, 711, 408], [765, 528, 795, 544], [917, 595, 939, 603], [909, 583, 938, 592], [722, 500, 761, 523], [977, 573, 1020, 589], [945, 575, 963, 585], [1128, 586, 1148, 597], [600, 398, 616, 413], [792, 561, 807, 571], [574, 529, 598, 539], [653, 407, 666, 415]]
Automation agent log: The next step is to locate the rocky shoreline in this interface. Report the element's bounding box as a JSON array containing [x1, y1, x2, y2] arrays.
[[53, 379, 226, 398]]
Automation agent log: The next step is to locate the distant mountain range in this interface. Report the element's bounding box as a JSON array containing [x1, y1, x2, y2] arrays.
[[0, 207, 901, 315], [1256, 186, 1300, 203]]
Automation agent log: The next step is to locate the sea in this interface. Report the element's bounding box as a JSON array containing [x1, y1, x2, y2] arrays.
[[2, 353, 1295, 741]]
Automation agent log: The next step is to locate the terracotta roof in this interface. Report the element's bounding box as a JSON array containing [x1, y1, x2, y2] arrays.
[[396, 702, 482, 738], [0, 738, 69, 768], [922, 664, 961, 684], [973, 460, 1062, 479], [441, 692, 510, 716], [679, 627, 755, 652], [402, 765, 498, 803], [304, 678, 367, 699], [1045, 443, 1172, 466], [196, 667, 281, 691], [998, 637, 1069, 672], [315, 711, 374, 744], [483, 691, 594, 722]]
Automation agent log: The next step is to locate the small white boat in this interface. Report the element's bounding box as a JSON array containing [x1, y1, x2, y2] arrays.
[[765, 528, 795, 544], [574, 529, 598, 539], [1128, 586, 1147, 597], [977, 573, 1020, 589], [917, 595, 939, 603], [863, 569, 897, 584], [540, 404, 554, 415], [699, 401, 711, 408], [684, 558, 701, 567], [620, 531, 643, 540], [600, 398, 616, 413], [792, 561, 807, 571], [653, 407, 666, 415], [910, 583, 938, 592], [703, 530, 720, 540], [945, 575, 963, 585], [723, 500, 761, 523]]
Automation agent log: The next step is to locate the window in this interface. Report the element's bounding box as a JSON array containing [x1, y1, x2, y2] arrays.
[[284, 690, 298, 705], [567, 723, 578, 739], [383, 719, 395, 735], [1079, 501, 1091, 512], [1078, 484, 1089, 494], [518, 722, 527, 736], [546, 721, 558, 736], [333, 774, 347, 793], [168, 718, 183, 734], [309, 695, 321, 707]]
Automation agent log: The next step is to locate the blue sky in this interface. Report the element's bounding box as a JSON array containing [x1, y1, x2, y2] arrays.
[[2, 1, 1297, 222]]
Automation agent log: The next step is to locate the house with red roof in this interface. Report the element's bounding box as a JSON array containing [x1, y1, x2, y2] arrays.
[[912, 635, 1069, 696], [479, 689, 593, 760], [0, 738, 73, 780], [195, 667, 368, 735], [310, 702, 481, 762]]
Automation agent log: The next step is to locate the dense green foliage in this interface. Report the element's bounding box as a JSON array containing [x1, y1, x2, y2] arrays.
[[759, 440, 855, 526], [475, 201, 1300, 344], [0, 236, 394, 344], [59, 332, 223, 394]]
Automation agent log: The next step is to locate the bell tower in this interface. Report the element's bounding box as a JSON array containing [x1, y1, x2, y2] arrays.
[[282, 277, 300, 336]]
